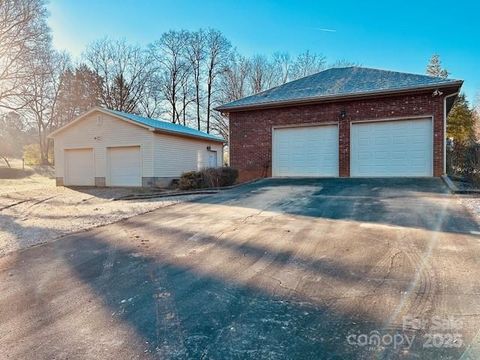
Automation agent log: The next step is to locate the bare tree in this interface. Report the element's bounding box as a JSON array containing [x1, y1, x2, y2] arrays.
[[248, 55, 278, 94], [84, 38, 152, 113], [150, 30, 190, 123], [290, 50, 326, 80], [186, 30, 206, 130], [213, 52, 252, 142], [220, 52, 251, 103], [178, 70, 196, 126], [138, 73, 163, 118], [272, 52, 292, 85], [205, 29, 231, 133], [0, 0, 50, 110], [328, 59, 359, 68], [21, 49, 70, 164], [0, 111, 30, 167]]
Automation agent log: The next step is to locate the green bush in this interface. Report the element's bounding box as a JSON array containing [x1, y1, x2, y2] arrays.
[[178, 167, 239, 190]]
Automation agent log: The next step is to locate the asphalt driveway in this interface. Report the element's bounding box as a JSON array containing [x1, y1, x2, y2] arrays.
[[1, 178, 479, 359]]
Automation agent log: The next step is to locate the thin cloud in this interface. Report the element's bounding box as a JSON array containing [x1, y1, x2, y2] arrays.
[[311, 27, 337, 33]]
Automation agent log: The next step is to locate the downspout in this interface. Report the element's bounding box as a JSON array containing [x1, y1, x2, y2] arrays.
[[443, 92, 459, 174]]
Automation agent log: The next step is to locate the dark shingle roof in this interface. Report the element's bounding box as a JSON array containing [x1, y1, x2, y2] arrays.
[[216, 66, 462, 111], [104, 109, 224, 142]]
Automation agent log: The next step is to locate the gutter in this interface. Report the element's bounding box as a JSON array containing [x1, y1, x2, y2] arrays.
[[216, 81, 464, 113], [152, 128, 225, 143], [443, 92, 459, 174]]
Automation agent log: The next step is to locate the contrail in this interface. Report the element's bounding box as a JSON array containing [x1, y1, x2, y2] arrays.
[[313, 28, 337, 32]]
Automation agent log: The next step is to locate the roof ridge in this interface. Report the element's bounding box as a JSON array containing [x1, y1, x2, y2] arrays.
[[216, 66, 463, 112]]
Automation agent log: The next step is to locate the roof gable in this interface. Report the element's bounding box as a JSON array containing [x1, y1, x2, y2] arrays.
[[103, 109, 224, 142], [49, 107, 224, 143], [216, 66, 463, 111]]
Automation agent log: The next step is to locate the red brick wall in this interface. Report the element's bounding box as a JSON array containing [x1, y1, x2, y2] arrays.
[[228, 91, 454, 182]]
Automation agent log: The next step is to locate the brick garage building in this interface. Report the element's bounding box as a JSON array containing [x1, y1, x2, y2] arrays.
[[216, 67, 462, 182]]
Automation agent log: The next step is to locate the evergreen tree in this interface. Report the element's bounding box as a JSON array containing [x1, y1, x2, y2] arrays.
[[447, 93, 476, 143], [425, 55, 476, 143], [426, 54, 449, 78], [54, 64, 102, 128]]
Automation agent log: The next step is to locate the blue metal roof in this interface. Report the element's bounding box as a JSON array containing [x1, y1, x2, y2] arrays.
[[216, 66, 462, 111], [104, 109, 224, 142]]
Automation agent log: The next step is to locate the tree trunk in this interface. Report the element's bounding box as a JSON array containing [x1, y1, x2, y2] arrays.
[[182, 95, 186, 126], [195, 71, 201, 130], [196, 85, 201, 130], [39, 128, 50, 165], [206, 74, 212, 134], [1, 156, 11, 168]]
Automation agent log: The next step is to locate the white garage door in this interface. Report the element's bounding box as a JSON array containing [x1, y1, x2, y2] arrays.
[[65, 148, 94, 186], [350, 119, 433, 177], [272, 125, 339, 177], [107, 146, 142, 186]]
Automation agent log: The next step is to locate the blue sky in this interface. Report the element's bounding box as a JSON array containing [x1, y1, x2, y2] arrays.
[[48, 0, 479, 105]]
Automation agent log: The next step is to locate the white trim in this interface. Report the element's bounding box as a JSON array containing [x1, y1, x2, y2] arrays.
[[350, 114, 433, 124], [444, 92, 459, 174]]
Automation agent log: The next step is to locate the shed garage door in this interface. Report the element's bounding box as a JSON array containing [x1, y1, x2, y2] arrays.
[[65, 148, 94, 186], [107, 146, 142, 186], [272, 125, 338, 177], [350, 118, 433, 177]]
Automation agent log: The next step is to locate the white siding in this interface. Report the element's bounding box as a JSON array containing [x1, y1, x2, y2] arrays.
[[153, 133, 223, 177], [53, 111, 154, 179]]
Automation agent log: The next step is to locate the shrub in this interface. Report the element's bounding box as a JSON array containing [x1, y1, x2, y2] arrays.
[[178, 171, 205, 190], [202, 167, 239, 188], [178, 167, 239, 190], [215, 167, 239, 187], [446, 141, 480, 185]]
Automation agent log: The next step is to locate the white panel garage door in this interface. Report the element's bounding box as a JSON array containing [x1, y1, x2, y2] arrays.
[[350, 119, 433, 177], [107, 146, 142, 186], [272, 125, 338, 177], [65, 148, 94, 186]]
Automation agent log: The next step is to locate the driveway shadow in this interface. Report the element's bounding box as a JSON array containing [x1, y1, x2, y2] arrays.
[[0, 211, 470, 359], [63, 186, 165, 200], [193, 178, 479, 235], [58, 234, 462, 359]]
